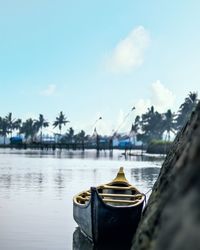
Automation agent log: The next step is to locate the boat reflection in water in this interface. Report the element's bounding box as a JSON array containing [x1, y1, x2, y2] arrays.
[[73, 227, 131, 250]]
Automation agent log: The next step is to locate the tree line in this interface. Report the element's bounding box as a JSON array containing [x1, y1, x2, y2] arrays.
[[0, 92, 198, 145], [133, 92, 198, 143]]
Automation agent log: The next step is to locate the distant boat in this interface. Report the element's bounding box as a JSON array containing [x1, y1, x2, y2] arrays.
[[73, 167, 145, 244]]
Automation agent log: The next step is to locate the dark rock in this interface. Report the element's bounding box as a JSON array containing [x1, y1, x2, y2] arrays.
[[131, 102, 200, 250]]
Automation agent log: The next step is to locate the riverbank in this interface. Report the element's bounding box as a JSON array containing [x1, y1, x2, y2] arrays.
[[0, 141, 173, 155], [0, 142, 143, 151], [146, 140, 172, 154], [131, 101, 200, 250]]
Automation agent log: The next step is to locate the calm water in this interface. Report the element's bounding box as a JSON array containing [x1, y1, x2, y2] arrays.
[[0, 148, 163, 250]]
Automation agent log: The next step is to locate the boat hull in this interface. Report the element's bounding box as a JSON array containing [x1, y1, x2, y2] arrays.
[[73, 187, 144, 244]]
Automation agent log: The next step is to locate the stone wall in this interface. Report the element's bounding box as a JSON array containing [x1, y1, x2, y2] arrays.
[[131, 102, 200, 250]]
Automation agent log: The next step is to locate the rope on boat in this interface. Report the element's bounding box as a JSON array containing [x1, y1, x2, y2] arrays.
[[142, 188, 153, 208], [145, 188, 152, 195]]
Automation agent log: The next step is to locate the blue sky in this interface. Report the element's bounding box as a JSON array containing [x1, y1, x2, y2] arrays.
[[0, 0, 200, 134]]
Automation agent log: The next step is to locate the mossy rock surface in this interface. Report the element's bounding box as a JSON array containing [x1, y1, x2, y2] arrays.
[[131, 102, 200, 250]]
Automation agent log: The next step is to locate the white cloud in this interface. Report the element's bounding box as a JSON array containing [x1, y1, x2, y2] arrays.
[[93, 110, 130, 135], [151, 80, 176, 112], [73, 111, 126, 136], [72, 82, 175, 135], [134, 81, 176, 114], [97, 120, 112, 135], [135, 99, 152, 115], [115, 109, 124, 129], [40, 84, 57, 96], [106, 26, 150, 73]]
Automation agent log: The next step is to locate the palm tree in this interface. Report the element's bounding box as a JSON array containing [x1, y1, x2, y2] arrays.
[[76, 130, 86, 141], [131, 115, 140, 134], [162, 109, 176, 141], [12, 119, 22, 136], [5, 113, 22, 138], [0, 117, 9, 144], [186, 92, 198, 104], [176, 92, 198, 130], [139, 106, 164, 143], [53, 111, 69, 135], [20, 118, 38, 142], [5, 113, 13, 137], [75, 130, 87, 150], [67, 127, 74, 143], [35, 114, 49, 142]]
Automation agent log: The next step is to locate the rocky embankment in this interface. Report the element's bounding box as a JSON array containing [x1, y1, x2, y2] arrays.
[[131, 102, 200, 250]]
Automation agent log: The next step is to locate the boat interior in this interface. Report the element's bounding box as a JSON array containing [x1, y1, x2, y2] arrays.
[[75, 186, 144, 206], [74, 167, 145, 206]]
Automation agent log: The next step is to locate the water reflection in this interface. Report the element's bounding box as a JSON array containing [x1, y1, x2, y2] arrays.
[[131, 167, 159, 186], [54, 169, 67, 198], [0, 166, 160, 195], [0, 172, 46, 192], [73, 227, 131, 250], [0, 173, 12, 189], [54, 170, 65, 189], [0, 148, 162, 250], [0, 148, 165, 162], [24, 172, 45, 192]]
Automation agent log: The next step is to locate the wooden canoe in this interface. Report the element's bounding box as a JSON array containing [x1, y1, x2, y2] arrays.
[[73, 167, 145, 244]]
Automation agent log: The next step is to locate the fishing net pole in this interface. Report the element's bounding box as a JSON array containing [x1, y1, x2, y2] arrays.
[[112, 107, 135, 136]]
